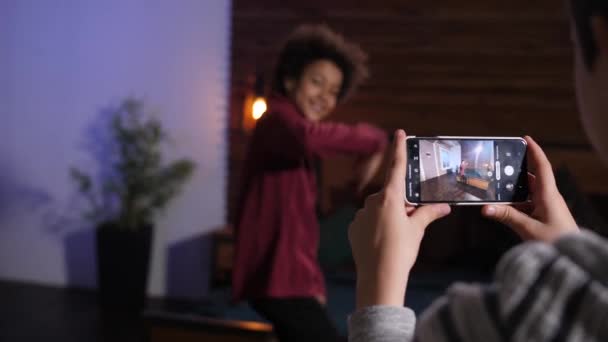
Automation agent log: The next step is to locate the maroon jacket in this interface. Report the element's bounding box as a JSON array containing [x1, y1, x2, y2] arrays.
[[232, 96, 387, 301]]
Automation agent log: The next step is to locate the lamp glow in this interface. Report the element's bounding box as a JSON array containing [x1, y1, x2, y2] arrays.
[[252, 97, 267, 120]]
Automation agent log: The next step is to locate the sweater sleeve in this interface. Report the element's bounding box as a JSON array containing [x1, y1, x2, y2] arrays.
[[261, 110, 388, 159], [413, 229, 608, 341], [348, 306, 416, 342], [348, 230, 608, 342]]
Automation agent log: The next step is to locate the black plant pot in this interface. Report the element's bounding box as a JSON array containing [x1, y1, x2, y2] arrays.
[[96, 222, 153, 313]]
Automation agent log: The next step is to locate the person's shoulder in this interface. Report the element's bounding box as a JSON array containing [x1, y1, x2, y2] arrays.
[[494, 229, 608, 310], [555, 228, 608, 251], [413, 231, 608, 341], [554, 230, 608, 285], [258, 99, 303, 129], [266, 96, 299, 117], [496, 230, 608, 283]]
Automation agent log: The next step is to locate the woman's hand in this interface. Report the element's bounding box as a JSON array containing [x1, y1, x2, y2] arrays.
[[348, 130, 451, 309], [482, 136, 579, 242]]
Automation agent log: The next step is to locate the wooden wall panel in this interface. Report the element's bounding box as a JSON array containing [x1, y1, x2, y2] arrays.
[[228, 0, 607, 222]]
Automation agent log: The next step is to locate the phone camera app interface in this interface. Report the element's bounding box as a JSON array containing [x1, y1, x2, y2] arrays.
[[408, 139, 527, 203]]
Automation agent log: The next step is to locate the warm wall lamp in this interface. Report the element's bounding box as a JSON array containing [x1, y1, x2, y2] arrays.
[[242, 72, 267, 132]]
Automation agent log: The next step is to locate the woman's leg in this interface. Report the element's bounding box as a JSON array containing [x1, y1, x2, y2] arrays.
[[251, 297, 342, 342]]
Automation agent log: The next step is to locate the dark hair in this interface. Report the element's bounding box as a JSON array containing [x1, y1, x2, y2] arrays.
[[271, 24, 369, 101], [569, 0, 608, 69]]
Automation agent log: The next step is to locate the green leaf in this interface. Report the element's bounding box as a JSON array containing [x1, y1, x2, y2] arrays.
[[70, 97, 197, 231]]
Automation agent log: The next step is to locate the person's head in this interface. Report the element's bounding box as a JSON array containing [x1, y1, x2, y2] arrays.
[[569, 0, 608, 162], [272, 24, 368, 121]]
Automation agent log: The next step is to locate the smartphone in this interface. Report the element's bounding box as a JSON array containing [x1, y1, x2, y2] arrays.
[[405, 136, 529, 205]]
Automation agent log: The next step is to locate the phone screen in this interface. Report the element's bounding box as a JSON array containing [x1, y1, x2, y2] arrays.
[[406, 137, 528, 204]]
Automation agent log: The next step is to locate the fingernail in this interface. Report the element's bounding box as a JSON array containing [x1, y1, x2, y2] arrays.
[[395, 130, 404, 138], [485, 206, 496, 216]]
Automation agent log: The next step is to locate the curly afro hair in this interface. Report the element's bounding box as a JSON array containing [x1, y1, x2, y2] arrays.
[[271, 24, 369, 102]]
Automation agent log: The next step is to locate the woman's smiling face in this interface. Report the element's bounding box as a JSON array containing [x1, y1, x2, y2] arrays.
[[285, 59, 343, 121]]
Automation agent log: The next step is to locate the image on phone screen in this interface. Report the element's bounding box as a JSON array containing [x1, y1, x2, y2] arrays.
[[406, 137, 528, 204]]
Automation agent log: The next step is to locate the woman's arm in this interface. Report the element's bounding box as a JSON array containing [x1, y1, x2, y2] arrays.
[[261, 110, 387, 159]]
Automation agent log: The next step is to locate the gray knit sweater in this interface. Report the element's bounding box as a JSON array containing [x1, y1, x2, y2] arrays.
[[349, 230, 608, 341]]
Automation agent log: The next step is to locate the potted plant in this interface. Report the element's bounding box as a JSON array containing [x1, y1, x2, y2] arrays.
[[71, 97, 195, 312]]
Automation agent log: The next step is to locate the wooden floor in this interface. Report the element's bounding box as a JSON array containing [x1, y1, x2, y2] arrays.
[[0, 280, 275, 342], [0, 280, 144, 341], [421, 173, 492, 201]]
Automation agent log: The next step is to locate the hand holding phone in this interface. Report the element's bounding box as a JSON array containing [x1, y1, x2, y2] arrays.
[[349, 130, 450, 309], [405, 136, 529, 205], [481, 136, 579, 242]]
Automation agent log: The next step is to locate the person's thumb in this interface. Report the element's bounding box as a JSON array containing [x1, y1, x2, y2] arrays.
[[482, 205, 537, 239], [410, 204, 451, 228]]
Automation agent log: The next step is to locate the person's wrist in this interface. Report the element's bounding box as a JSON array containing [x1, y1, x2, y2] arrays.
[[355, 268, 410, 309], [546, 224, 580, 242]]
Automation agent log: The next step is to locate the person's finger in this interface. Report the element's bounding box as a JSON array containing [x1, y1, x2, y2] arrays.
[[526, 172, 537, 201], [406, 205, 416, 216], [410, 204, 451, 228], [348, 208, 366, 243], [513, 202, 534, 216], [527, 172, 536, 195], [383, 130, 407, 197], [524, 136, 556, 191], [482, 204, 537, 238], [363, 192, 380, 209]]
